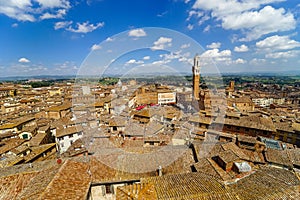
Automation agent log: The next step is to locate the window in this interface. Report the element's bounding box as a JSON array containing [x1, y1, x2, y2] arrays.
[[263, 131, 268, 135], [105, 185, 112, 194]]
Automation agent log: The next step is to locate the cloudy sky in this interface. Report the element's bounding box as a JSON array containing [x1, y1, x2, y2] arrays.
[[0, 0, 300, 77]]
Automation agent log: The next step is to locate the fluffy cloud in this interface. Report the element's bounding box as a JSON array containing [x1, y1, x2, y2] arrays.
[[266, 50, 300, 59], [201, 48, 232, 64], [67, 21, 104, 33], [256, 35, 300, 51], [201, 48, 231, 58], [128, 29, 147, 37], [90, 44, 101, 51], [234, 44, 249, 52], [181, 43, 190, 49], [40, 9, 67, 20], [151, 37, 172, 50], [105, 37, 114, 42], [187, 10, 203, 21], [54, 21, 72, 30], [234, 58, 247, 64], [18, 57, 30, 63], [143, 56, 150, 60], [222, 6, 295, 41], [0, 0, 70, 22], [54, 61, 78, 73], [55, 21, 104, 33], [11, 23, 18, 28], [203, 25, 210, 32], [250, 58, 266, 65], [192, 0, 295, 41], [207, 42, 221, 49], [125, 59, 144, 65], [35, 0, 70, 8], [187, 24, 194, 30]]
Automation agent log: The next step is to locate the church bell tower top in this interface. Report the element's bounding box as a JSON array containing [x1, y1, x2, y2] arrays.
[[193, 54, 200, 75]]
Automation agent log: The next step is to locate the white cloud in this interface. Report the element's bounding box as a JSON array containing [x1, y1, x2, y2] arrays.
[[143, 56, 150, 60], [266, 50, 300, 59], [181, 43, 190, 49], [187, 24, 194, 30], [0, 0, 71, 22], [201, 49, 231, 58], [54, 61, 78, 74], [207, 42, 221, 49], [40, 9, 66, 20], [223, 6, 296, 41], [128, 28, 147, 37], [201, 48, 232, 64], [11, 23, 18, 28], [18, 57, 30, 63], [151, 37, 172, 50], [234, 58, 247, 64], [203, 25, 210, 32], [105, 37, 114, 42], [192, 1, 295, 41], [125, 59, 144, 65], [198, 14, 210, 25], [250, 58, 266, 65], [35, 0, 70, 9], [234, 44, 249, 52], [157, 11, 168, 17], [152, 60, 171, 65], [187, 10, 203, 21], [0, 0, 35, 22], [54, 21, 72, 30], [90, 44, 102, 51], [66, 21, 104, 33], [256, 35, 300, 51]]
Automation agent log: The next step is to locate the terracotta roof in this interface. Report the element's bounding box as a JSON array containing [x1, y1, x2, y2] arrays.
[[274, 121, 295, 133], [287, 148, 300, 167], [237, 135, 258, 144], [29, 132, 47, 147], [229, 167, 300, 199], [56, 125, 83, 138], [48, 103, 71, 112], [40, 160, 91, 200], [215, 150, 239, 164], [63, 138, 87, 157], [108, 116, 127, 127], [24, 143, 56, 163], [0, 138, 25, 155], [221, 142, 249, 161], [124, 121, 144, 136], [240, 149, 265, 164], [142, 172, 237, 199], [193, 158, 233, 181], [264, 149, 293, 168], [221, 115, 276, 132]]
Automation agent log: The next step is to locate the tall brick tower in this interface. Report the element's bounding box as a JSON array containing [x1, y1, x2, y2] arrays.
[[192, 54, 200, 100]]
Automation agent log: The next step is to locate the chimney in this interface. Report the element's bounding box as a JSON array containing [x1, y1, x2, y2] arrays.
[[158, 165, 162, 176]]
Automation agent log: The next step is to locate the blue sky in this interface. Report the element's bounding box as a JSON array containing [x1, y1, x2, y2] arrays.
[[0, 0, 300, 77]]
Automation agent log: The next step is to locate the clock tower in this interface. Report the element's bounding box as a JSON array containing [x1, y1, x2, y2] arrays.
[[192, 54, 200, 100]]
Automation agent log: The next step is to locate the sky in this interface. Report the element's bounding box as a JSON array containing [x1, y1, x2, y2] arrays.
[[0, 0, 300, 77]]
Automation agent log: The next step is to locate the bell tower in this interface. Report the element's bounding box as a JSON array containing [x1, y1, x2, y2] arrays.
[[192, 54, 200, 100]]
